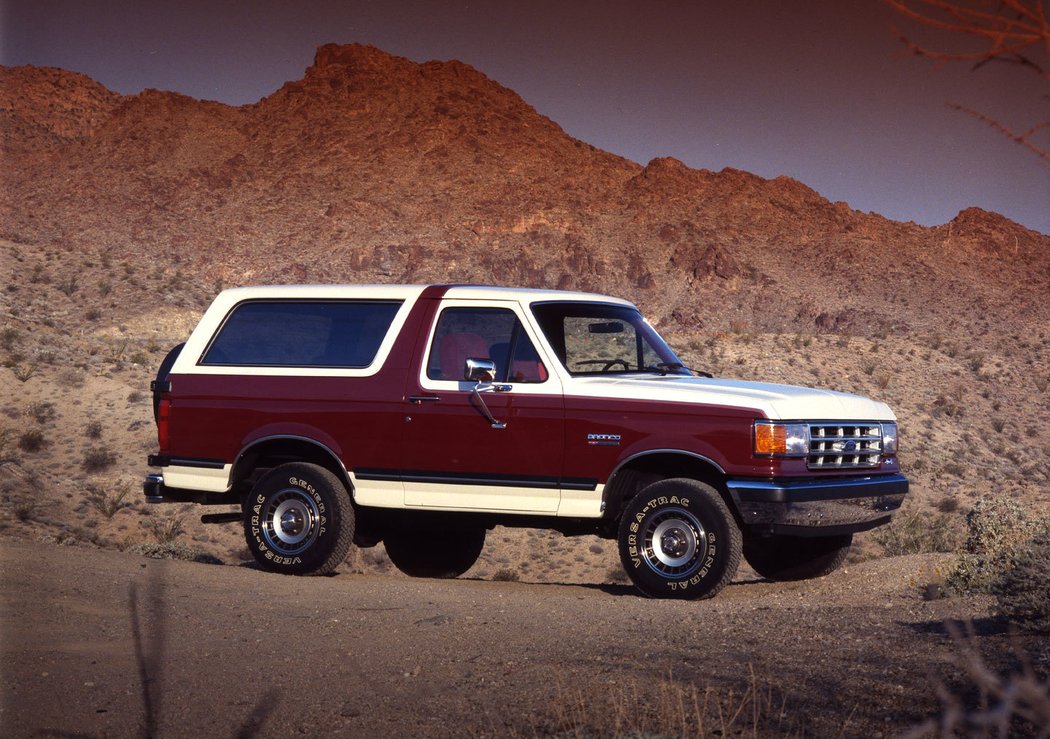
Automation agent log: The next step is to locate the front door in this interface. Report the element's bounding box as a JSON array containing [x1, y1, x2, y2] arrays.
[[400, 302, 565, 513]]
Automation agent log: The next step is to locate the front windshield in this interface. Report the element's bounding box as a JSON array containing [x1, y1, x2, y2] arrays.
[[530, 302, 689, 376]]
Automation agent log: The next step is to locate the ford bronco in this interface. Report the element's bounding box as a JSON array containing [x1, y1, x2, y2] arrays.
[[144, 284, 907, 599]]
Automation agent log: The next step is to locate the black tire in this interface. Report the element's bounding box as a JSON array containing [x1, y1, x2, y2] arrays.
[[384, 527, 486, 578], [743, 533, 853, 581], [618, 478, 741, 600], [243, 462, 354, 575], [152, 342, 184, 422]]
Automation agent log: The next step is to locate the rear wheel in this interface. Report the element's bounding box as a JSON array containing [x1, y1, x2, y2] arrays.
[[742, 533, 852, 581], [384, 527, 486, 578], [244, 462, 354, 575], [617, 478, 741, 600]]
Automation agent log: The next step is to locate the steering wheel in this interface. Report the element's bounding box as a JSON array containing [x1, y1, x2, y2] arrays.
[[576, 359, 630, 372]]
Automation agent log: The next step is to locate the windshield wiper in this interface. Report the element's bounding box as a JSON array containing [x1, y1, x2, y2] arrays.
[[651, 362, 713, 378]]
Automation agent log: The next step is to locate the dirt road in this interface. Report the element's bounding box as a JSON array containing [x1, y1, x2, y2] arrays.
[[1, 538, 999, 737]]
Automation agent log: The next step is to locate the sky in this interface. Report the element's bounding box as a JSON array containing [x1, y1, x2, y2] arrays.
[[2, 0, 1048, 234]]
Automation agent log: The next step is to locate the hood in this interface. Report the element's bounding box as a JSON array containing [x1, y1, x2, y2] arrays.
[[565, 375, 895, 421]]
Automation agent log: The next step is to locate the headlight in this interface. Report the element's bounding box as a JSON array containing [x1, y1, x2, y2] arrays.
[[754, 422, 809, 457], [882, 422, 898, 455]]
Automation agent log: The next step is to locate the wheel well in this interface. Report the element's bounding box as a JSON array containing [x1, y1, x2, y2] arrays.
[[231, 437, 352, 502], [602, 452, 732, 532]]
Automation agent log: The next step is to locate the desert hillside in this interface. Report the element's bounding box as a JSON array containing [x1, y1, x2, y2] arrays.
[[0, 43, 1048, 576]]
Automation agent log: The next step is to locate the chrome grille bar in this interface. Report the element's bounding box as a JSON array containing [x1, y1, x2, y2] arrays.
[[807, 423, 883, 469]]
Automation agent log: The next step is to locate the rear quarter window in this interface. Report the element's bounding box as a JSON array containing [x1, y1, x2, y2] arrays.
[[201, 300, 402, 367]]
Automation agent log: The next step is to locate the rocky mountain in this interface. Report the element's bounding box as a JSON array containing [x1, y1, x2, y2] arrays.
[[2, 42, 1048, 340]]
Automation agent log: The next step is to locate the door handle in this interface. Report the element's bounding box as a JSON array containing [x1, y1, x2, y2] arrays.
[[408, 395, 441, 404]]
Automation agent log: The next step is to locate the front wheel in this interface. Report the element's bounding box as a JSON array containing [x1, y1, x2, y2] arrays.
[[618, 478, 741, 600], [742, 533, 852, 581], [384, 527, 486, 578], [244, 462, 354, 575]]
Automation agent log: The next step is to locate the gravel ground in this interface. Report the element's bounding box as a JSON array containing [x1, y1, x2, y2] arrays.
[[2, 537, 1025, 737]]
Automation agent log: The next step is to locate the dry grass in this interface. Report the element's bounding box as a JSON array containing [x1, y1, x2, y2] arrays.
[[148, 512, 187, 544], [86, 481, 131, 518], [82, 445, 117, 473], [904, 622, 1050, 738], [540, 665, 806, 738]]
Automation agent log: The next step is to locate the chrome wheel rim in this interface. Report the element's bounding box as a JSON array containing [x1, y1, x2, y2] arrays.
[[642, 507, 707, 578], [262, 489, 321, 556]]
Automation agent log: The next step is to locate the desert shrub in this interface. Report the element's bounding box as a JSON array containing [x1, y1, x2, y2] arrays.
[[872, 506, 963, 555], [11, 364, 36, 382], [148, 512, 186, 543], [936, 496, 961, 513], [992, 527, 1050, 634], [126, 541, 220, 564], [13, 499, 38, 522], [127, 390, 144, 403], [82, 446, 117, 472], [26, 401, 56, 425], [85, 481, 130, 518], [86, 419, 103, 439], [0, 327, 19, 350], [17, 429, 46, 453], [946, 498, 1050, 595], [492, 568, 520, 582], [57, 275, 78, 296]]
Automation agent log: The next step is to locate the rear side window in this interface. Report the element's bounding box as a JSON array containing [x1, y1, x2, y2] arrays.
[[201, 300, 402, 367]]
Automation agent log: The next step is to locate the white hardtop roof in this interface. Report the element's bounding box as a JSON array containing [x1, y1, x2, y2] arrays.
[[214, 284, 634, 307], [442, 284, 633, 305]]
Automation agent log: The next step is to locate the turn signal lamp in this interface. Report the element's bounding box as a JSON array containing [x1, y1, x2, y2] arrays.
[[754, 422, 808, 457], [882, 422, 898, 455]]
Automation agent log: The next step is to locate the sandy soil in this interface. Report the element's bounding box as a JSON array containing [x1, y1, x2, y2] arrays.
[[1, 537, 1021, 738]]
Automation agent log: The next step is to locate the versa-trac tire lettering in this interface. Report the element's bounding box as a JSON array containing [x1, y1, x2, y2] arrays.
[[617, 478, 741, 600], [244, 462, 354, 576]]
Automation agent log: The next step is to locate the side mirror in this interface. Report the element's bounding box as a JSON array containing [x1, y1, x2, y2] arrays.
[[464, 357, 496, 383]]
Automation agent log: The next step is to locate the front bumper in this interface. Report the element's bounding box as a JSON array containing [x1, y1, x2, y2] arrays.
[[726, 473, 908, 536]]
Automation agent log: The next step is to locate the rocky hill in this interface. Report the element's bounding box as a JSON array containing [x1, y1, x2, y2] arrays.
[[3, 43, 1047, 339]]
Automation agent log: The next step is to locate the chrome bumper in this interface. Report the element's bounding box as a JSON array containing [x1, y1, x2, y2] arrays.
[[143, 473, 166, 503], [726, 473, 908, 536]]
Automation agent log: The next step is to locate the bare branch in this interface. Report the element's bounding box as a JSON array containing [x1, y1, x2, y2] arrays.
[[887, 1, 1050, 162], [885, 0, 1050, 81], [949, 103, 1050, 163]]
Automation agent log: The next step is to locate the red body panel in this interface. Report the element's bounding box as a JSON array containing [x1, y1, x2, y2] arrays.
[[162, 285, 899, 492], [167, 373, 406, 468], [400, 387, 565, 483]]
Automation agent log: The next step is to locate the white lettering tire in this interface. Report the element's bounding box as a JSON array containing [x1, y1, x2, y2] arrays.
[[244, 462, 354, 576], [618, 478, 741, 599]]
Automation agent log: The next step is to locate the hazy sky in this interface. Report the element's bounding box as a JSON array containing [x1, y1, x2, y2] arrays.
[[3, 0, 1048, 234]]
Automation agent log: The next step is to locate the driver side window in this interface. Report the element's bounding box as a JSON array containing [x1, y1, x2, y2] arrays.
[[426, 307, 548, 383]]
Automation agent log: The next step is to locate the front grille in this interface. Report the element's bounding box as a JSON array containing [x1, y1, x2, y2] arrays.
[[808, 423, 883, 469]]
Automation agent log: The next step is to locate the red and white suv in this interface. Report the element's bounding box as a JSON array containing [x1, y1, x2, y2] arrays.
[[144, 284, 907, 599]]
